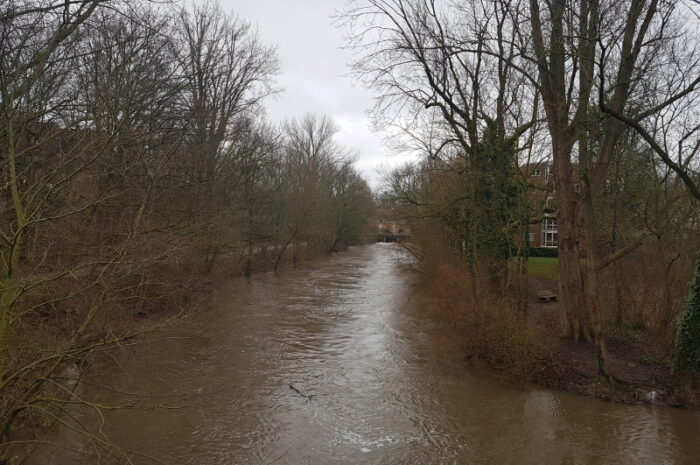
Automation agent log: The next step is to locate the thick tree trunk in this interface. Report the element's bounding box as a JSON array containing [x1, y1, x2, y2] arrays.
[[554, 141, 610, 375], [557, 219, 587, 340], [551, 140, 588, 342], [557, 188, 611, 375], [582, 223, 610, 376], [585, 265, 610, 377]]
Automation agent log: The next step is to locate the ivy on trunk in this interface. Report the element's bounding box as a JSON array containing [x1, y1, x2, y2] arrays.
[[676, 257, 700, 374]]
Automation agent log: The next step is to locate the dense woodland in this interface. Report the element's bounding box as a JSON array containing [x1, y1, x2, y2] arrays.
[[0, 0, 374, 457], [346, 0, 700, 394]]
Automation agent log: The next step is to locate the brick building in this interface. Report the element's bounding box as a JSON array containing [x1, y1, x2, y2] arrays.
[[375, 221, 411, 242], [522, 162, 558, 248]]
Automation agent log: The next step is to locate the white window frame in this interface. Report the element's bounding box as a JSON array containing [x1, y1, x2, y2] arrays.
[[542, 218, 557, 231], [542, 218, 558, 247]]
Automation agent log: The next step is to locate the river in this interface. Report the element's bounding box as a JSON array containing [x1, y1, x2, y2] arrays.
[[36, 244, 700, 464]]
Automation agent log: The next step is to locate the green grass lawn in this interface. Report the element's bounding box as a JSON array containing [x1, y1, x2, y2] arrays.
[[527, 257, 559, 280]]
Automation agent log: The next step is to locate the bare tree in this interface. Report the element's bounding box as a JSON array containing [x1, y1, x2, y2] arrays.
[[344, 0, 541, 284], [175, 1, 279, 183], [0, 2, 375, 459], [172, 1, 279, 271], [595, 0, 700, 374], [526, 0, 700, 375]]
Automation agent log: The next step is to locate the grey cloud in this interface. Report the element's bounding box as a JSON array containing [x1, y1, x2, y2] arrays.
[[222, 0, 418, 188]]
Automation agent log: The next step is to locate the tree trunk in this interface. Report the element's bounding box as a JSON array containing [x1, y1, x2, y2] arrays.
[[551, 140, 589, 341], [557, 219, 587, 341], [582, 219, 610, 377]]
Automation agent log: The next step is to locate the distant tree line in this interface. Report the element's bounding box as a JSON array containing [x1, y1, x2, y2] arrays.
[[0, 0, 374, 458]]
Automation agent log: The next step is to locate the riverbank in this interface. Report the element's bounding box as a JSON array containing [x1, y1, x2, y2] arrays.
[[412, 256, 699, 410], [527, 276, 699, 408]]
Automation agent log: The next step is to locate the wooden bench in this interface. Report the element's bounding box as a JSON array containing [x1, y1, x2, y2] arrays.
[[537, 290, 557, 302]]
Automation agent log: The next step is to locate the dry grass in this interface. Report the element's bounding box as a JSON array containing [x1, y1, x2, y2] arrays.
[[417, 248, 559, 383], [597, 246, 695, 352]]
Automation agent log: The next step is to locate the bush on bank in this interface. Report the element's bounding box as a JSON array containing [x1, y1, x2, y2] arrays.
[[415, 247, 558, 383]]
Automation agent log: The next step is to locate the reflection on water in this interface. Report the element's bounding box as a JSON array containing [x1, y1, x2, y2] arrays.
[[36, 244, 700, 464]]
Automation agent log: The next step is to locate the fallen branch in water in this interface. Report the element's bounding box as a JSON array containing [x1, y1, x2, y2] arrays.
[[288, 384, 315, 402]]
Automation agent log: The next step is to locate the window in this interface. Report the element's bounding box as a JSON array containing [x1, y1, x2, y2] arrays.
[[531, 168, 542, 176], [542, 218, 558, 247], [543, 218, 557, 231], [528, 233, 535, 242], [543, 231, 558, 247]]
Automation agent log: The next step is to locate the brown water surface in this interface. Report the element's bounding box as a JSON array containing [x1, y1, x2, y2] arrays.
[[38, 244, 700, 464]]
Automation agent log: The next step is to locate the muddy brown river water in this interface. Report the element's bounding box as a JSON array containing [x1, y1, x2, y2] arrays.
[[36, 244, 699, 464]]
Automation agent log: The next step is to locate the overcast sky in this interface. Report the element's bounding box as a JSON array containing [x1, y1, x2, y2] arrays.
[[221, 0, 416, 188]]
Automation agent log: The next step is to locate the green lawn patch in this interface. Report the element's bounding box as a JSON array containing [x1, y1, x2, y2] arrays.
[[527, 257, 559, 280]]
